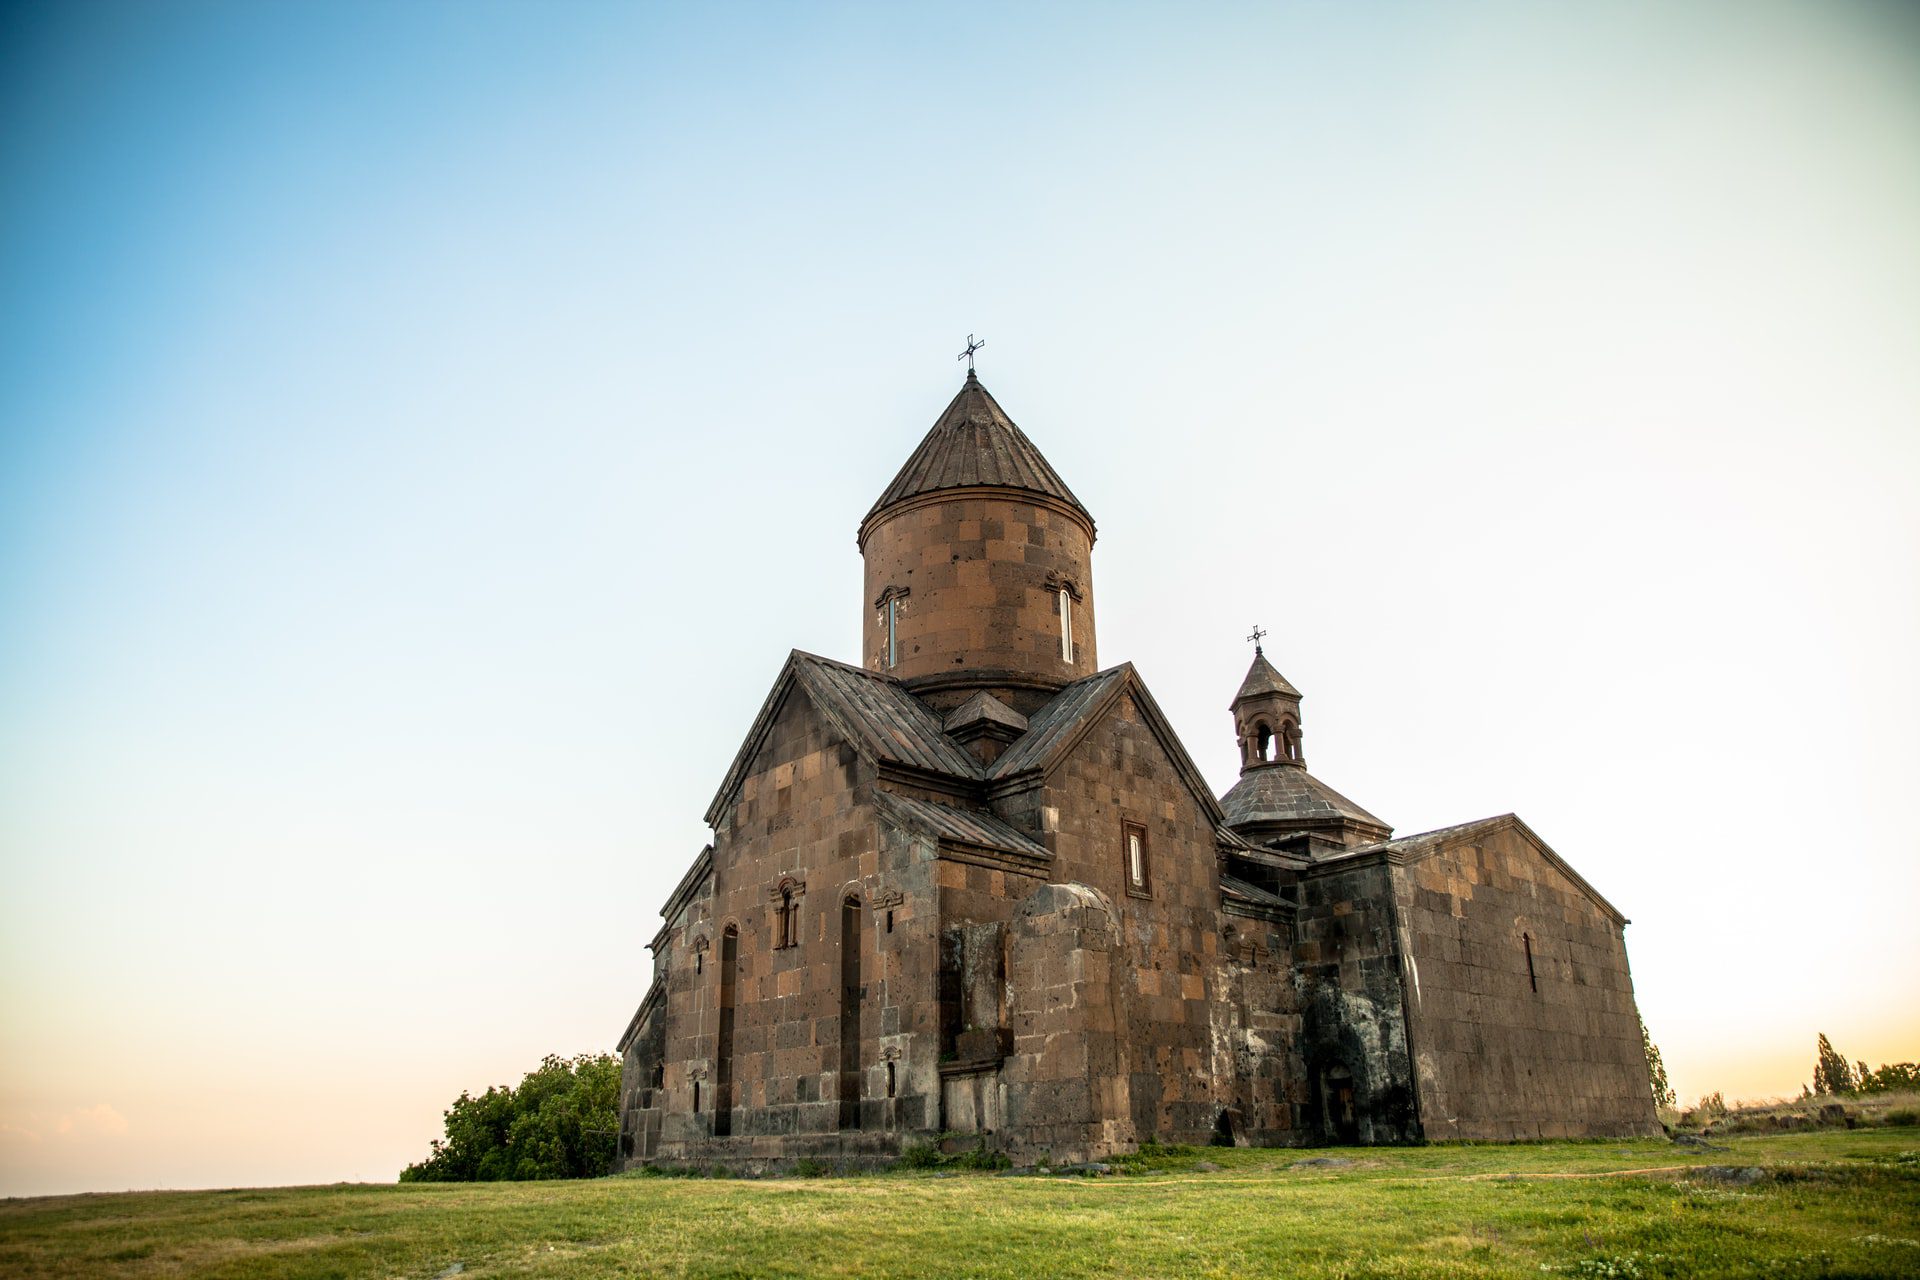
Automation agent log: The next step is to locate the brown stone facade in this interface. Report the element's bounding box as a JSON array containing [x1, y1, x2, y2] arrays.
[[1393, 820, 1657, 1140], [613, 372, 1659, 1170], [861, 491, 1096, 713]]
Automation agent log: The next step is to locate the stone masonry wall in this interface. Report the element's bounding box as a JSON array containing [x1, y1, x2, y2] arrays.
[[1394, 826, 1661, 1140], [1294, 857, 1421, 1144], [651, 693, 945, 1162], [1018, 689, 1300, 1146], [861, 494, 1096, 711]]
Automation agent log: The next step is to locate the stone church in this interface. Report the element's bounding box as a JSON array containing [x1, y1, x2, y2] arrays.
[[615, 369, 1659, 1168]]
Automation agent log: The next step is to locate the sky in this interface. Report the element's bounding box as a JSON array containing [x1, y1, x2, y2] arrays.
[[2, 0, 1916, 1198]]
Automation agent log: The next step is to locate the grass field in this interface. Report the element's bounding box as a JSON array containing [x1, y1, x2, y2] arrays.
[[4, 1130, 1918, 1279]]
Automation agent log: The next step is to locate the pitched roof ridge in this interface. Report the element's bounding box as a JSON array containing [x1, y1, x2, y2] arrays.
[[1345, 813, 1516, 855], [703, 649, 980, 826], [873, 789, 1049, 860], [944, 689, 1028, 733], [789, 647, 895, 682], [1326, 812, 1629, 926]]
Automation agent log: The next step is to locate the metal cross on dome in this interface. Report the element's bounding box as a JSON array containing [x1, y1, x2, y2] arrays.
[[957, 334, 985, 370], [1247, 625, 1268, 654]]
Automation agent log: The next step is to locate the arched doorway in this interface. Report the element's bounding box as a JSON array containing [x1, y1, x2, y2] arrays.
[[1319, 1063, 1359, 1144]]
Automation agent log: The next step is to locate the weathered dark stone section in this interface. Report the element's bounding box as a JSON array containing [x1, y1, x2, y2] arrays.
[[1293, 859, 1421, 1143]]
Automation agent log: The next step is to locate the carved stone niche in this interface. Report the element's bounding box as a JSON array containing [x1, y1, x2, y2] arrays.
[[871, 888, 905, 910], [1224, 924, 1265, 966]]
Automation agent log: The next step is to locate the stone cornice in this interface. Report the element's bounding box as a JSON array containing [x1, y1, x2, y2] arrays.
[[858, 485, 1097, 551]]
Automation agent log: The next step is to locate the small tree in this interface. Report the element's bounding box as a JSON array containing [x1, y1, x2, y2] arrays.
[[1641, 1017, 1675, 1109], [402, 1052, 621, 1182], [1812, 1033, 1856, 1096]]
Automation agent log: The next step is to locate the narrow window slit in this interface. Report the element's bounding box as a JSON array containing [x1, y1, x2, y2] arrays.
[[1059, 588, 1073, 662]]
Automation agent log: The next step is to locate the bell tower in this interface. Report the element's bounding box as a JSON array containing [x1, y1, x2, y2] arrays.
[[858, 368, 1097, 714], [1231, 632, 1304, 772]]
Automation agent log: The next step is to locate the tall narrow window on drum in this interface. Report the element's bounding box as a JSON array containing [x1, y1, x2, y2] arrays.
[[1059, 589, 1073, 662], [885, 597, 899, 669], [1123, 820, 1150, 897]]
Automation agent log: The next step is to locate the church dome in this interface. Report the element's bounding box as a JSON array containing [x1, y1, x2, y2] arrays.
[[860, 370, 1093, 544], [858, 370, 1098, 710]]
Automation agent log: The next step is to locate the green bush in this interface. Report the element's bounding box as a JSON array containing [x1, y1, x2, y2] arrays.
[[1882, 1109, 1918, 1127], [897, 1142, 943, 1169], [893, 1135, 1009, 1171], [792, 1157, 830, 1178], [400, 1052, 620, 1182], [1857, 1064, 1920, 1095]]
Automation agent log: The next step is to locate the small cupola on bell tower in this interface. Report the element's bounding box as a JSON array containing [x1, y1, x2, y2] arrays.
[[1232, 627, 1304, 772]]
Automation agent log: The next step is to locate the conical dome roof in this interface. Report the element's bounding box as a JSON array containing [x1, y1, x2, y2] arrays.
[[1232, 650, 1301, 706], [862, 371, 1092, 533]]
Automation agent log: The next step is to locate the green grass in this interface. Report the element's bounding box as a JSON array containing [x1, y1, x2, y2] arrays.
[[4, 1131, 1918, 1278]]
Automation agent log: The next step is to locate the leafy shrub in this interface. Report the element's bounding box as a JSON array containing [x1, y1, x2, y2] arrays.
[[400, 1052, 619, 1182], [896, 1141, 943, 1169], [1858, 1063, 1920, 1095], [892, 1134, 1008, 1172], [792, 1157, 830, 1178], [947, 1145, 1011, 1171], [1883, 1109, 1918, 1127], [1641, 1019, 1675, 1110]]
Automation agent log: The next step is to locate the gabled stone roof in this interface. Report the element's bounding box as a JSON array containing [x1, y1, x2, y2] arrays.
[[987, 663, 1227, 825], [1220, 874, 1292, 911], [874, 790, 1049, 861], [943, 690, 1028, 736], [989, 666, 1131, 779], [862, 371, 1092, 533], [705, 650, 981, 825], [1220, 764, 1389, 833], [1232, 650, 1300, 705], [1315, 813, 1630, 926]]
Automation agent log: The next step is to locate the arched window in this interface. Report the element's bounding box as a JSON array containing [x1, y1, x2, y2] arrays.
[[776, 886, 800, 949], [1281, 719, 1301, 762], [1254, 722, 1273, 763]]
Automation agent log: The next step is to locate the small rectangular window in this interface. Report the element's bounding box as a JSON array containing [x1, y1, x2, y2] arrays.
[[1059, 589, 1073, 662], [1123, 820, 1149, 897]]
